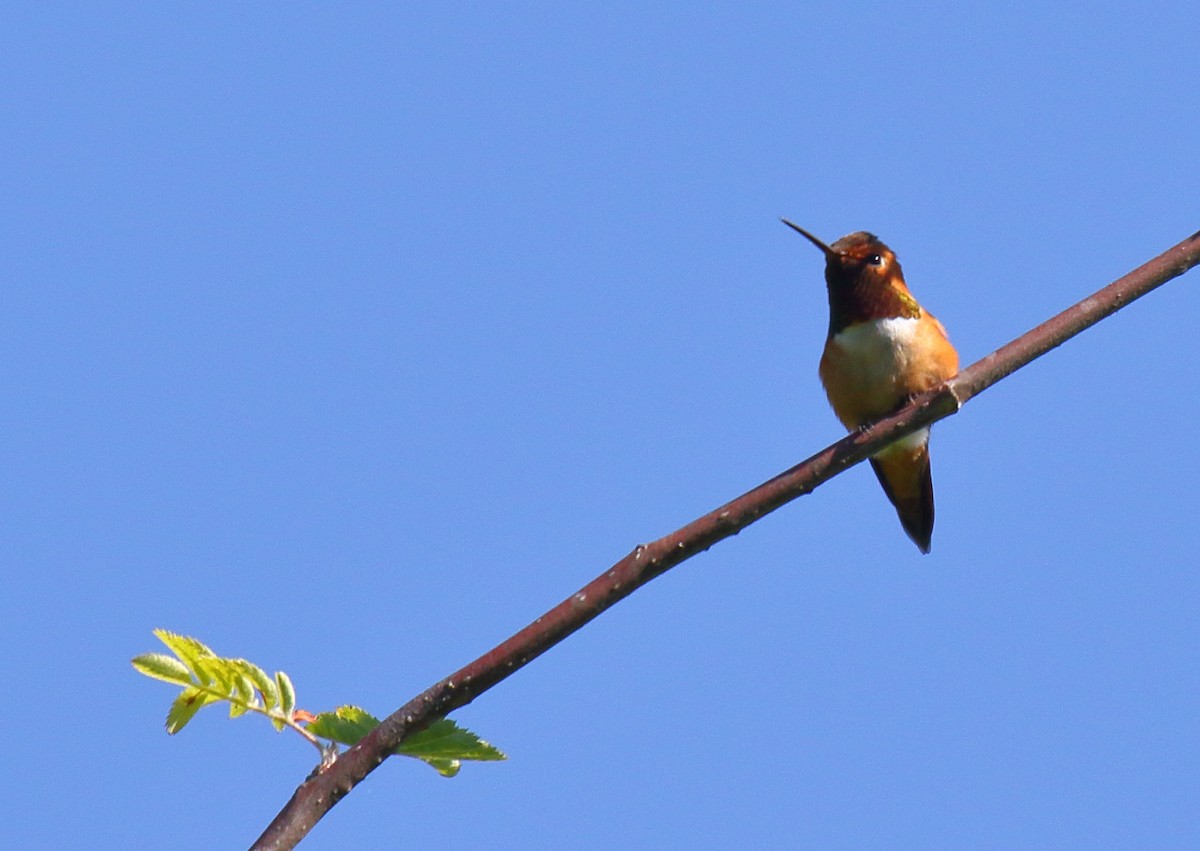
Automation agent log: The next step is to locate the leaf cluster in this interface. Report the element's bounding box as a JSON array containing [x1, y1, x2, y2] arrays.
[[132, 629, 504, 776]]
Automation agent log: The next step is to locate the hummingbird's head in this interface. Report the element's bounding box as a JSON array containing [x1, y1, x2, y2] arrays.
[[781, 219, 917, 333], [780, 220, 902, 289]]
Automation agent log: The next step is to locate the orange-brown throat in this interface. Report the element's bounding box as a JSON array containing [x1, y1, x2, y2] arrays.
[[782, 221, 919, 335]]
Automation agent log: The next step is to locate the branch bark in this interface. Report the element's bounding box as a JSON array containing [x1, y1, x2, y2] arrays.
[[252, 228, 1200, 850]]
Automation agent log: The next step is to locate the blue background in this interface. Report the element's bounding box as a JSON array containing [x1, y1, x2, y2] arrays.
[[4, 4, 1198, 848]]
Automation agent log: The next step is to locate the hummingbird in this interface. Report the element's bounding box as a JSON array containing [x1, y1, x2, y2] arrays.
[[782, 220, 959, 553]]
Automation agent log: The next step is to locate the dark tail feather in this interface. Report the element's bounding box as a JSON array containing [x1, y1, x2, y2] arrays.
[[869, 446, 936, 554]]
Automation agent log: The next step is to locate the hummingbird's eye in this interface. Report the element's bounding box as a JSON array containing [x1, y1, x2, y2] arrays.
[[868, 254, 884, 267]]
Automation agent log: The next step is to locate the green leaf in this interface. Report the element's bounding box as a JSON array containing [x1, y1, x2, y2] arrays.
[[232, 659, 278, 709], [154, 630, 215, 675], [166, 686, 221, 734], [191, 656, 233, 693], [307, 705, 379, 746], [136, 631, 301, 738], [276, 671, 296, 719], [232, 673, 259, 709], [132, 653, 193, 686], [306, 710, 505, 777], [135, 630, 505, 779], [397, 719, 506, 764], [228, 673, 257, 717], [207, 657, 240, 694], [421, 758, 462, 778]]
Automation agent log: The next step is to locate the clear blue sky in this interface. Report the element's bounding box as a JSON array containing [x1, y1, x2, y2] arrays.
[[4, 4, 1198, 849]]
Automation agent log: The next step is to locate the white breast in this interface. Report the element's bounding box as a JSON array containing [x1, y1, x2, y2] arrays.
[[828, 316, 921, 384], [824, 317, 931, 451]]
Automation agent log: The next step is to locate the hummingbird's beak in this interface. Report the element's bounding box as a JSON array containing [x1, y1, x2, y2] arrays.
[[780, 219, 837, 259]]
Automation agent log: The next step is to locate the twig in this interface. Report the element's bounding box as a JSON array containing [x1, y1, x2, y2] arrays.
[[252, 228, 1200, 850]]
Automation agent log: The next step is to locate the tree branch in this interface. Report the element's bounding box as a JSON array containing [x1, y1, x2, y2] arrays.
[[252, 228, 1200, 850]]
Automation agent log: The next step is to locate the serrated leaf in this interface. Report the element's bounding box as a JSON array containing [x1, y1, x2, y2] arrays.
[[137, 631, 308, 741], [188, 655, 219, 688], [132, 653, 193, 686], [154, 630, 215, 675], [276, 671, 296, 718], [166, 686, 221, 734], [207, 657, 241, 693], [232, 659, 277, 709], [307, 706, 379, 746], [397, 719, 506, 763], [197, 656, 239, 695], [305, 711, 505, 776]]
